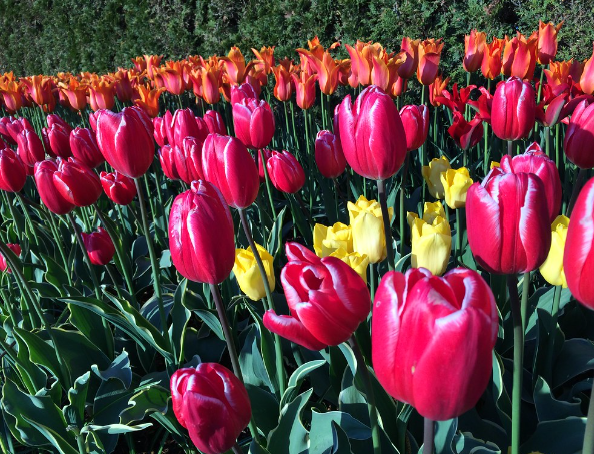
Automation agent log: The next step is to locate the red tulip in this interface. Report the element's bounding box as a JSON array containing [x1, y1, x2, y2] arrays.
[[53, 158, 102, 207], [0, 148, 27, 192], [491, 77, 536, 141], [82, 227, 115, 266], [563, 99, 594, 169], [201, 134, 259, 209], [372, 267, 498, 421], [95, 106, 154, 179], [448, 112, 483, 150], [89, 111, 99, 132], [337, 85, 406, 180], [0, 244, 21, 273], [46, 114, 72, 133], [159, 145, 181, 181], [564, 177, 594, 310], [434, 83, 476, 113], [153, 116, 169, 148], [263, 242, 370, 350], [6, 117, 32, 143], [398, 37, 420, 79], [257, 148, 273, 183], [314, 130, 346, 178], [535, 85, 568, 127], [0, 117, 16, 145], [537, 21, 563, 65], [266, 150, 305, 194], [34, 160, 75, 215], [203, 110, 227, 135], [399, 104, 429, 151], [17, 128, 45, 167], [232, 98, 275, 150], [502, 32, 538, 80], [170, 363, 251, 454], [466, 169, 550, 274], [230, 83, 258, 105], [70, 127, 104, 168], [169, 180, 235, 284], [167, 108, 209, 148], [100, 171, 136, 205], [467, 87, 493, 123]]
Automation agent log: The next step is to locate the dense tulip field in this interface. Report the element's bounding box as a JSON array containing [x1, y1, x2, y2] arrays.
[[1, 21, 594, 454]]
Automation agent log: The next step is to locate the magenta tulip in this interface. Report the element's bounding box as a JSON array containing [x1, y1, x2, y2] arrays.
[[53, 158, 102, 207], [314, 130, 346, 179], [100, 171, 136, 205], [563, 99, 594, 169], [17, 128, 45, 167], [0, 148, 27, 192], [34, 160, 75, 215], [82, 227, 115, 266], [400, 104, 430, 151], [232, 98, 275, 150], [491, 77, 536, 141], [266, 150, 305, 194], [70, 127, 104, 168], [0, 244, 21, 273], [204, 110, 227, 135], [153, 116, 169, 148]]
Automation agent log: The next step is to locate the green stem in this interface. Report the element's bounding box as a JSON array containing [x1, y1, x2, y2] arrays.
[[483, 122, 489, 176], [369, 263, 375, 302], [259, 149, 277, 219], [555, 123, 561, 174], [456, 208, 462, 265], [423, 418, 435, 454], [545, 285, 562, 383], [545, 126, 550, 159], [521, 272, 530, 333], [47, 212, 73, 286], [283, 102, 292, 148], [400, 153, 410, 250], [67, 213, 102, 301], [4, 193, 24, 242], [105, 264, 123, 299], [15, 193, 40, 247], [507, 140, 514, 156], [583, 379, 594, 454], [377, 179, 395, 271], [232, 443, 243, 454], [507, 274, 523, 454]]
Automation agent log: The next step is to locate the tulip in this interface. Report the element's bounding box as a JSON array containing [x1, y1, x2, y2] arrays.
[[0, 148, 27, 193], [100, 171, 136, 205], [408, 202, 451, 275], [564, 177, 594, 309], [202, 134, 260, 209], [170, 363, 252, 454], [169, 180, 235, 284], [292, 72, 317, 110], [17, 128, 45, 167], [159, 145, 181, 181], [448, 112, 484, 150], [266, 150, 305, 194], [434, 83, 476, 114], [168, 108, 209, 149], [34, 160, 75, 215], [89, 79, 116, 111], [6, 117, 32, 143], [230, 83, 258, 105], [481, 37, 505, 80], [81, 227, 115, 266], [491, 77, 536, 142], [502, 32, 538, 80], [372, 267, 498, 421], [314, 130, 346, 179], [233, 243, 275, 301], [0, 244, 21, 273], [70, 127, 104, 168], [329, 249, 369, 283], [580, 44, 594, 95], [192, 65, 221, 105], [441, 167, 473, 209], [263, 242, 370, 350], [422, 156, 451, 199], [153, 116, 169, 148], [337, 85, 406, 180], [232, 98, 275, 150], [348, 195, 393, 263], [0, 80, 23, 113], [398, 37, 420, 79], [272, 65, 293, 102], [463, 30, 487, 73], [114, 69, 135, 103], [399, 104, 429, 152], [417, 39, 444, 85], [313, 222, 353, 257], [155, 67, 185, 96], [58, 78, 88, 111], [535, 86, 568, 128], [53, 158, 102, 207], [95, 106, 154, 179], [540, 215, 569, 288], [537, 21, 563, 65], [429, 75, 451, 107], [204, 110, 227, 135], [134, 85, 166, 118], [0, 117, 15, 145], [466, 169, 551, 274], [563, 99, 594, 169]]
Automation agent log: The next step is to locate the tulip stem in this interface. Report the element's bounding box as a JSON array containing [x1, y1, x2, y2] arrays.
[[567, 168, 588, 217], [423, 418, 435, 454], [507, 274, 523, 454], [507, 140, 513, 156], [210, 284, 261, 444], [545, 285, 562, 383], [348, 336, 381, 454], [259, 149, 277, 218], [283, 102, 292, 148], [377, 179, 395, 271], [583, 379, 594, 454], [238, 208, 286, 397], [521, 272, 530, 332], [400, 153, 410, 250], [46, 211, 73, 286], [67, 213, 102, 301], [105, 264, 123, 299], [455, 208, 463, 265], [483, 123, 489, 175]]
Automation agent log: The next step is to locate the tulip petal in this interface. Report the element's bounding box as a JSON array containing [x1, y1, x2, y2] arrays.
[[262, 310, 327, 351]]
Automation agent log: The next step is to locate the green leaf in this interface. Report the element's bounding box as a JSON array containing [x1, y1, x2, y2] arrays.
[[245, 384, 279, 434], [309, 410, 370, 454], [93, 351, 132, 387], [553, 338, 594, 388], [20, 416, 79, 454], [282, 359, 326, 407], [520, 417, 586, 454], [82, 423, 152, 434], [193, 309, 225, 341], [40, 253, 68, 294], [249, 440, 272, 454], [267, 206, 286, 260], [119, 385, 170, 424], [69, 302, 114, 358], [63, 371, 91, 428], [267, 389, 312, 454], [240, 325, 274, 391], [534, 376, 583, 422], [432, 418, 457, 454], [330, 421, 353, 454], [245, 303, 279, 395], [170, 279, 191, 361]]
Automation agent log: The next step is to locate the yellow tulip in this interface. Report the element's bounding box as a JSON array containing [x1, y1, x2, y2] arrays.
[[539, 215, 569, 288], [348, 195, 394, 263], [233, 243, 275, 301], [491, 161, 500, 169], [313, 222, 353, 257], [441, 167, 473, 209], [330, 248, 370, 283], [408, 201, 451, 276], [422, 156, 451, 199]]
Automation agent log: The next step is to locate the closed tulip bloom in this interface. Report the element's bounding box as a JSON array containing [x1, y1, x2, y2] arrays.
[[337, 85, 407, 180], [481, 37, 505, 80], [0, 148, 27, 192], [398, 37, 420, 79], [203, 110, 227, 135], [230, 83, 258, 105], [53, 158, 102, 207], [501, 32, 538, 80], [372, 267, 498, 421], [563, 99, 594, 169], [314, 130, 346, 178], [170, 363, 252, 454], [266, 150, 305, 194], [466, 169, 551, 274], [263, 242, 371, 350], [408, 202, 451, 276], [169, 180, 235, 284], [417, 39, 444, 85], [448, 112, 484, 150], [233, 243, 275, 301], [580, 44, 594, 95], [564, 178, 594, 309], [34, 160, 75, 215], [313, 222, 353, 257], [399, 104, 429, 151], [540, 215, 569, 288], [0, 117, 15, 145], [0, 244, 21, 273], [70, 127, 104, 168], [100, 171, 136, 205], [167, 108, 209, 149], [537, 21, 563, 65], [202, 134, 259, 209], [292, 72, 317, 110], [441, 167, 473, 209], [422, 156, 451, 199], [348, 195, 393, 263], [329, 248, 369, 283], [6, 117, 32, 143], [232, 98, 275, 150], [17, 128, 45, 167], [89, 79, 116, 111], [463, 30, 487, 73], [491, 77, 536, 141], [159, 145, 181, 181], [272, 65, 293, 102], [82, 227, 115, 266], [153, 116, 169, 148], [96, 107, 154, 179]]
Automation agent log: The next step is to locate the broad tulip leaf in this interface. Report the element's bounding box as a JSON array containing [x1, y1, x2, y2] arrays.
[[20, 416, 78, 454], [240, 325, 274, 391], [267, 206, 286, 260], [249, 440, 273, 454], [69, 303, 114, 358], [170, 279, 191, 361], [63, 371, 91, 428], [81, 423, 152, 434], [309, 410, 370, 454], [267, 388, 313, 454], [520, 417, 586, 454], [282, 359, 326, 407], [119, 385, 170, 424], [246, 384, 280, 434], [534, 376, 583, 422], [553, 338, 594, 388]]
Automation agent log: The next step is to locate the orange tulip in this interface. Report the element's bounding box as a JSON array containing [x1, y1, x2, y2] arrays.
[[297, 49, 347, 95], [155, 61, 186, 96], [21, 75, 55, 108], [336, 59, 352, 86], [292, 72, 317, 110], [134, 84, 166, 117], [0, 78, 23, 113], [113, 69, 135, 102], [543, 59, 584, 89], [481, 37, 506, 80], [221, 47, 253, 86], [131, 56, 147, 72], [429, 74, 451, 107], [417, 39, 444, 85], [371, 52, 405, 94], [144, 55, 163, 80], [251, 46, 275, 74], [537, 21, 563, 65], [390, 76, 407, 98], [501, 31, 538, 80], [345, 40, 385, 87], [190, 66, 221, 105], [398, 37, 420, 79], [463, 30, 487, 73], [58, 77, 88, 111], [89, 78, 116, 111], [580, 43, 594, 95], [306, 36, 339, 61], [272, 65, 293, 102]]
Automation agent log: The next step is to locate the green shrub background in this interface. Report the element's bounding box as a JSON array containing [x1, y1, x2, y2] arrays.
[[1, 0, 593, 82]]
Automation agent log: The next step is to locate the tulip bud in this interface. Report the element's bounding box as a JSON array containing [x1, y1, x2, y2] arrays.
[[70, 127, 104, 168], [233, 98, 275, 150], [313, 222, 353, 257], [169, 180, 235, 284], [257, 148, 273, 183], [272, 65, 293, 102], [314, 130, 346, 179], [6, 117, 32, 143], [202, 134, 259, 208], [53, 158, 102, 207], [372, 267, 498, 421], [398, 37, 420, 79], [203, 110, 227, 135], [0, 148, 27, 193], [153, 116, 169, 148], [399, 105, 429, 151], [0, 117, 15, 145], [564, 100, 594, 169], [266, 150, 305, 194], [233, 243, 275, 301], [540, 215, 569, 288], [170, 363, 252, 454], [440, 167, 473, 209], [100, 171, 136, 205], [329, 249, 369, 283], [17, 128, 45, 167], [44, 123, 72, 158], [348, 195, 393, 263], [34, 160, 75, 215], [491, 77, 536, 141], [81, 227, 115, 266], [0, 244, 21, 273], [292, 73, 317, 110], [263, 242, 371, 350], [408, 202, 451, 276], [422, 156, 451, 199]]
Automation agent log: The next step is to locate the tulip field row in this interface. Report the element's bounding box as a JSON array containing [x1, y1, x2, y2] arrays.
[[0, 22, 593, 454]]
